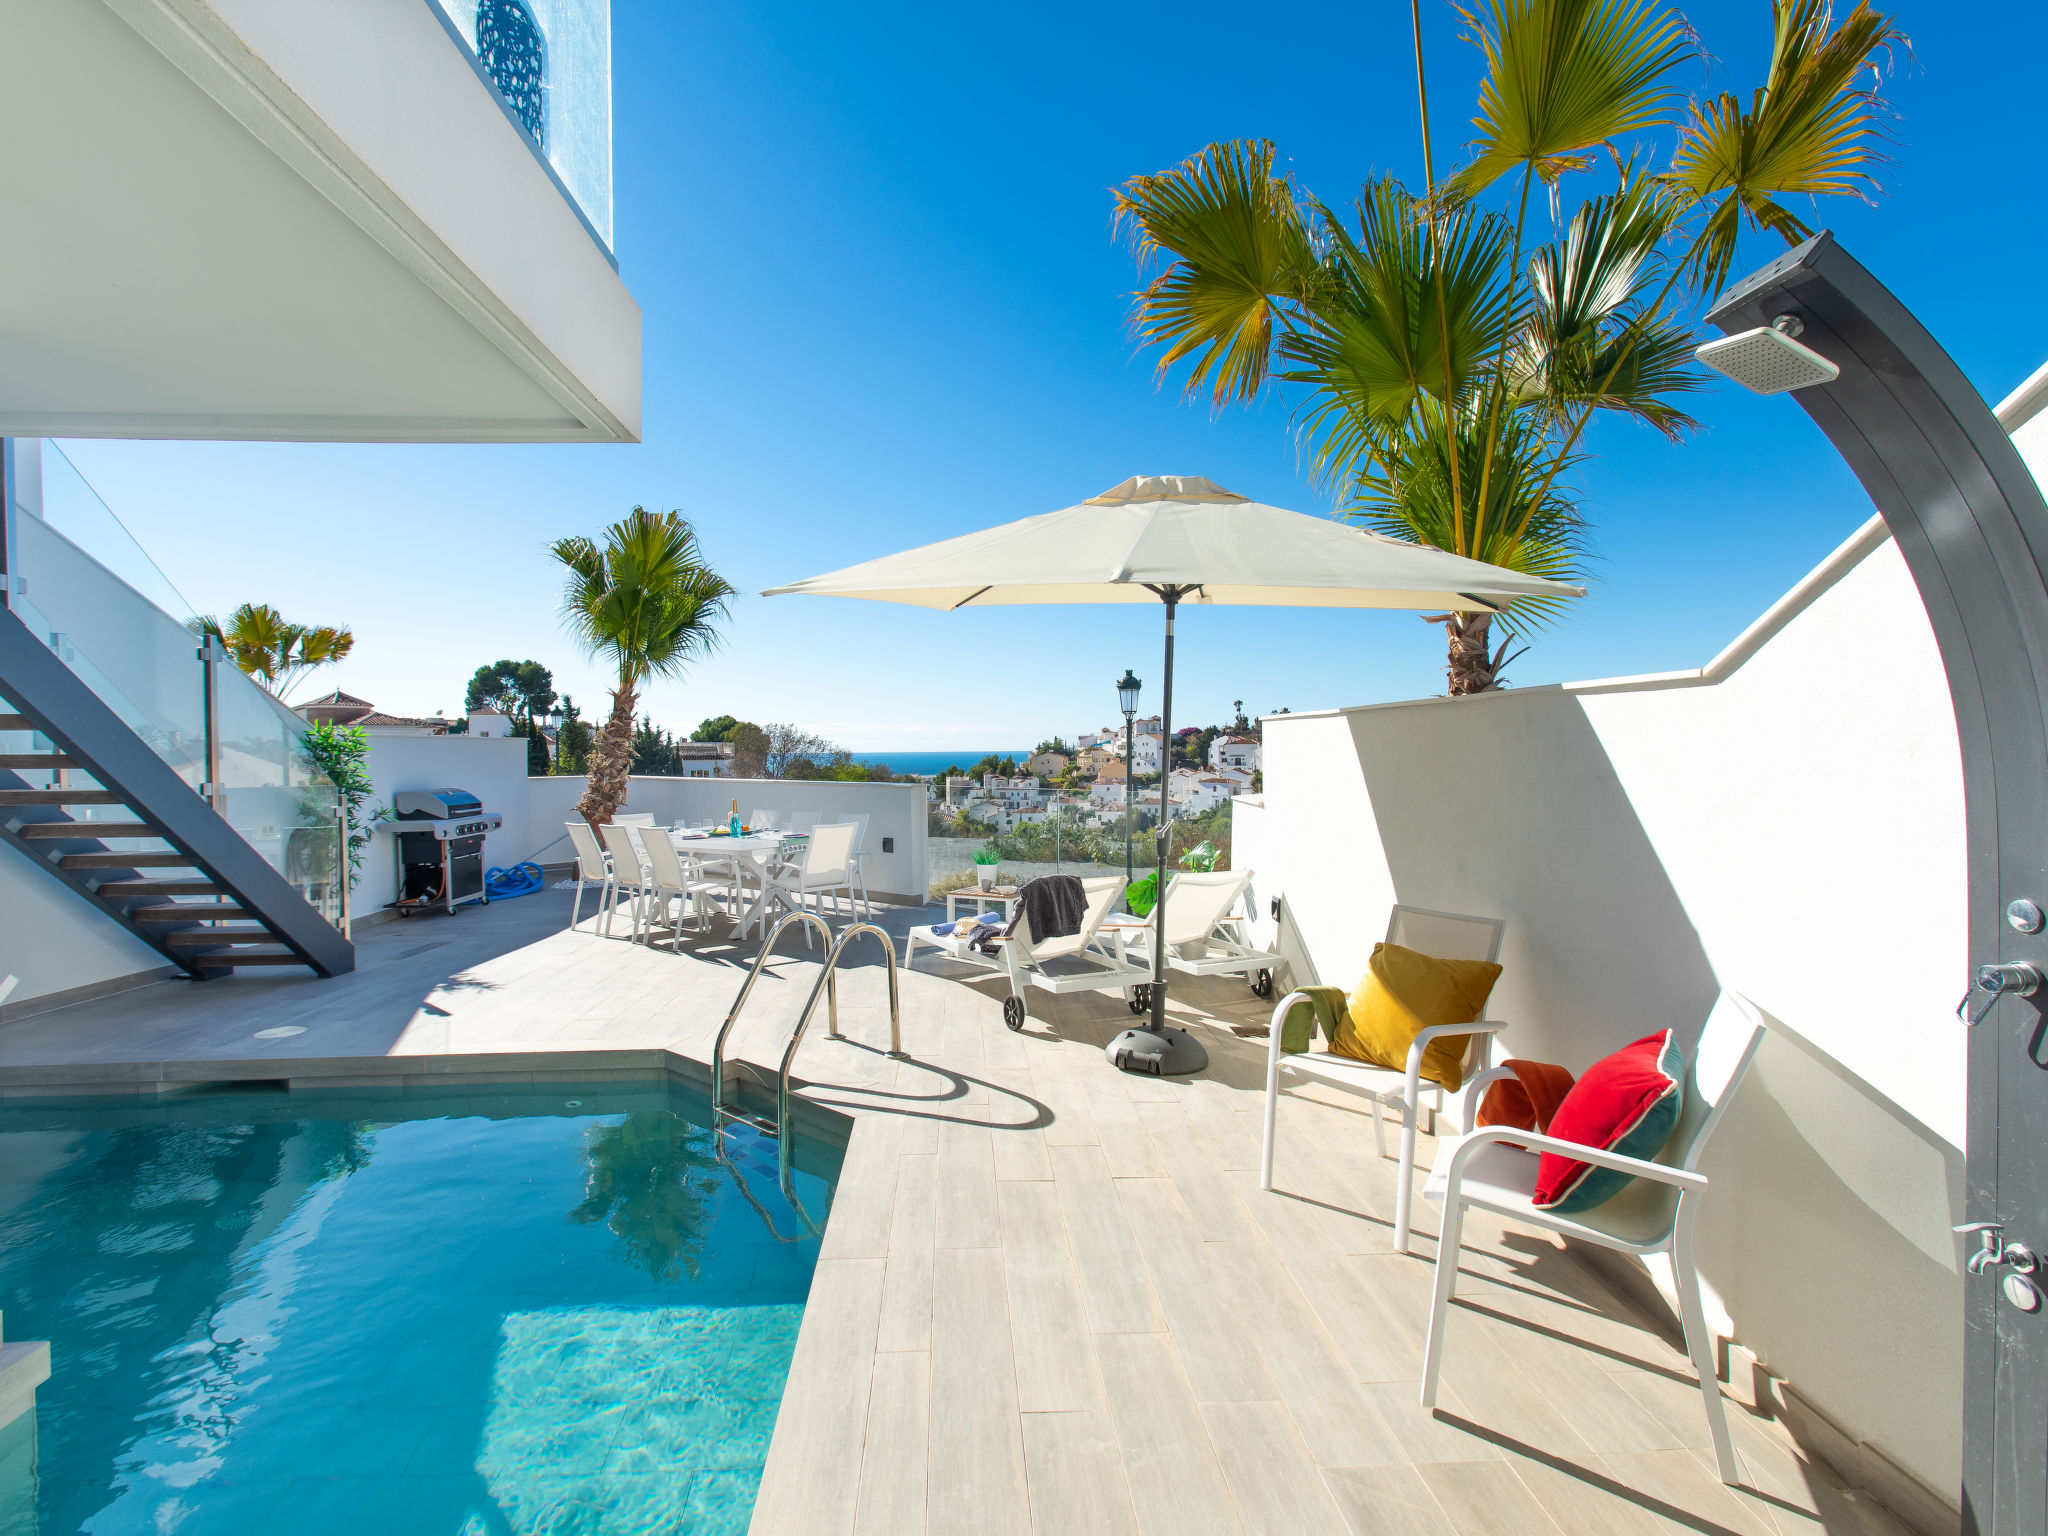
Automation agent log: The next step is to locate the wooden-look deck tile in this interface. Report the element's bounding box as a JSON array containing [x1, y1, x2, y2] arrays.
[[929, 1246, 1029, 1535], [1094, 1332, 1244, 1536], [0, 900, 1892, 1536]]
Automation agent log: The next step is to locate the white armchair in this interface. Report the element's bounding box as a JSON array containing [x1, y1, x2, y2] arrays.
[[1259, 903, 1508, 1253], [1419, 992, 1769, 1486]]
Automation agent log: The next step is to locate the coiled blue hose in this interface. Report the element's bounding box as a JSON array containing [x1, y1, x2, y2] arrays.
[[484, 862, 546, 900]]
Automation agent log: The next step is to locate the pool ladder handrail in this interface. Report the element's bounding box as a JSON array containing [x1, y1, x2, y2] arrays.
[[710, 912, 905, 1160]]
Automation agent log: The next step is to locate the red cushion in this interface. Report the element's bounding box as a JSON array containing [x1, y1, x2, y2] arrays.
[[1532, 1029, 1684, 1213]]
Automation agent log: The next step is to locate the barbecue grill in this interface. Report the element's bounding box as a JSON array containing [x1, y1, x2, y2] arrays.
[[390, 788, 502, 916]]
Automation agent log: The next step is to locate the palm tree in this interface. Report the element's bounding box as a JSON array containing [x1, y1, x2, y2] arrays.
[[552, 508, 735, 829], [190, 603, 354, 701], [1115, 0, 1900, 694]]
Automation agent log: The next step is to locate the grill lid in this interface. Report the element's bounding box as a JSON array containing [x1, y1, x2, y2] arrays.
[[394, 788, 484, 819]]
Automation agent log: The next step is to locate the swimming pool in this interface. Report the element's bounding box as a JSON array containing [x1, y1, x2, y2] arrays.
[[0, 1078, 837, 1535]]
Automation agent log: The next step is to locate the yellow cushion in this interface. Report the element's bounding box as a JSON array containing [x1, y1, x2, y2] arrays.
[[1331, 942, 1502, 1091]]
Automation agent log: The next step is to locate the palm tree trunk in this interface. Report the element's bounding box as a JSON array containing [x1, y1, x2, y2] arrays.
[[1435, 612, 1497, 695], [576, 685, 638, 829]]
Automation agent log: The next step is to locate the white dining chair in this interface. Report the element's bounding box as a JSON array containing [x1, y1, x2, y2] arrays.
[[638, 833, 730, 949], [597, 823, 652, 941], [563, 821, 614, 932], [760, 821, 859, 946], [844, 811, 872, 917], [1419, 993, 1769, 1486]]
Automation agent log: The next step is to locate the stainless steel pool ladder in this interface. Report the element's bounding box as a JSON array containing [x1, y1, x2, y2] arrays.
[[710, 911, 905, 1155]]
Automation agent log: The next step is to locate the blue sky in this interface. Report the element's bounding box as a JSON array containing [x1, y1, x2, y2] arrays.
[[59, 0, 2046, 752]]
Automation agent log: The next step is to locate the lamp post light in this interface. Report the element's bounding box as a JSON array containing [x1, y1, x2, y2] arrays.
[[1116, 669, 1140, 895]]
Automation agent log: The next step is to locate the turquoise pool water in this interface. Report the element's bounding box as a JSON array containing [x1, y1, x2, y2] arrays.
[[0, 1080, 836, 1535]]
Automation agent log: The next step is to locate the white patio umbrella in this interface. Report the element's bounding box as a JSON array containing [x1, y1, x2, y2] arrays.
[[764, 475, 1580, 1074]]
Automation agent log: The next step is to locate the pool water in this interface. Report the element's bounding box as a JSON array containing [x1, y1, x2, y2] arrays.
[[0, 1080, 836, 1535]]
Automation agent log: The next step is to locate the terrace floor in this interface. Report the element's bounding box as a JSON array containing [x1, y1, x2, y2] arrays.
[[0, 893, 1911, 1536]]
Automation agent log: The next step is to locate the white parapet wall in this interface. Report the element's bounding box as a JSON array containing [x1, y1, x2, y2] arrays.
[[1235, 517, 1968, 1511], [354, 740, 930, 913]]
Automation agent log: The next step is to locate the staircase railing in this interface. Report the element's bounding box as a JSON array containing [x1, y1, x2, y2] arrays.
[[710, 914, 904, 1176]]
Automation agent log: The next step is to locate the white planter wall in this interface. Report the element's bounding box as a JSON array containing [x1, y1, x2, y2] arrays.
[[1235, 520, 1967, 1499]]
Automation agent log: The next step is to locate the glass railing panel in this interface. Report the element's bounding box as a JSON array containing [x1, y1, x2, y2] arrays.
[[426, 0, 613, 251], [7, 523, 209, 793], [213, 663, 343, 928], [7, 447, 342, 928], [34, 443, 198, 626]]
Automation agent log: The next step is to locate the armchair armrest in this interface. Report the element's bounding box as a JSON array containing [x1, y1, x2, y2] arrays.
[[1443, 1126, 1708, 1194], [1402, 1019, 1509, 1091]]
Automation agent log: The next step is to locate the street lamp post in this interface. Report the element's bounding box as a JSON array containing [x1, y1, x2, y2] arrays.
[[1116, 669, 1140, 897]]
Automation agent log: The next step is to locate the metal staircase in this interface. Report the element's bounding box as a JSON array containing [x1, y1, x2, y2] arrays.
[[0, 606, 353, 978]]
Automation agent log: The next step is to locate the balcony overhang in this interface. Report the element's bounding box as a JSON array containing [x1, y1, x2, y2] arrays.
[[0, 0, 640, 443]]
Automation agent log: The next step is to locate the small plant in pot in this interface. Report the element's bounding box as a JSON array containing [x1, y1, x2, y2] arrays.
[[972, 846, 1000, 888]]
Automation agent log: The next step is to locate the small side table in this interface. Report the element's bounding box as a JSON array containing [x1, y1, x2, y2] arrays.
[[947, 888, 1022, 924]]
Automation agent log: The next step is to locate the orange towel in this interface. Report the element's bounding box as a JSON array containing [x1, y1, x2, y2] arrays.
[[1477, 1059, 1577, 1135]]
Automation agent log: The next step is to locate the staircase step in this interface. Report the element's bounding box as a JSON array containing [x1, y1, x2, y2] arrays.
[[132, 903, 251, 923], [97, 879, 224, 898], [19, 821, 160, 840], [0, 789, 125, 807], [0, 754, 76, 770], [190, 950, 306, 968], [0, 715, 31, 732], [60, 852, 194, 869], [162, 929, 277, 947]]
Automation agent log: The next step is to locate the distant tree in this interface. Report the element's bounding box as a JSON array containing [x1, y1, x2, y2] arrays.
[[936, 762, 968, 782], [1232, 699, 1249, 731], [761, 723, 840, 779], [968, 753, 1020, 780], [692, 714, 744, 742], [1033, 737, 1075, 757], [632, 716, 684, 775], [553, 509, 735, 829], [553, 696, 593, 775], [729, 722, 769, 779], [465, 659, 557, 725], [192, 604, 354, 702]]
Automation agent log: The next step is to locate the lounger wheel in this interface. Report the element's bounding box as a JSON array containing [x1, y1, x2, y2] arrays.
[[1128, 985, 1151, 1015], [1251, 968, 1273, 999], [1003, 996, 1026, 1031]]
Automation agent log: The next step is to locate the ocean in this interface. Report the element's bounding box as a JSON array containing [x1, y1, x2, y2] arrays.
[[849, 750, 1031, 777]]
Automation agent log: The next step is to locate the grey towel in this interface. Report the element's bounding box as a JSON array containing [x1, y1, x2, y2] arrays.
[[972, 874, 1088, 956]]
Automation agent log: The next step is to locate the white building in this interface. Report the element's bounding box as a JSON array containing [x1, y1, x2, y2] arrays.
[[1209, 733, 1261, 775], [982, 773, 1045, 808], [1130, 732, 1163, 775], [1168, 768, 1237, 815]]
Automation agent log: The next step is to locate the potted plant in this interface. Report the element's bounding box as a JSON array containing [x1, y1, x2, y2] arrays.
[[973, 846, 1000, 888]]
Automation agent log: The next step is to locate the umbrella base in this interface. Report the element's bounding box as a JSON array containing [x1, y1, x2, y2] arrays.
[[1106, 1025, 1208, 1077]]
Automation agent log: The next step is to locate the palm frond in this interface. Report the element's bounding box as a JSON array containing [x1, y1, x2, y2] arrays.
[[1347, 401, 1589, 627], [1664, 0, 1905, 295], [1510, 171, 1701, 436], [1281, 179, 1519, 487], [1446, 0, 1693, 200], [1114, 140, 1322, 406]]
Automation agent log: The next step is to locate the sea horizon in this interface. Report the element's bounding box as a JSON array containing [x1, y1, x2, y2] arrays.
[[848, 749, 1032, 777]]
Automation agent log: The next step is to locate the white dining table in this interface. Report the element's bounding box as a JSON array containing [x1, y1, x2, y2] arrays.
[[669, 831, 797, 938]]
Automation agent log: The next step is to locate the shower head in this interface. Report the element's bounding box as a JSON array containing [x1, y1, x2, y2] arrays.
[[1696, 314, 1840, 395]]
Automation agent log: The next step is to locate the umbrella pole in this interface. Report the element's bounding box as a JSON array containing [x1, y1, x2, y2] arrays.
[[1150, 593, 1175, 1031], [1101, 589, 1206, 1076]]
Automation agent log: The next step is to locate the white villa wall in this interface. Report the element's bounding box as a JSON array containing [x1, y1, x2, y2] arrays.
[[1235, 519, 1967, 1503], [0, 841, 173, 1015]]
